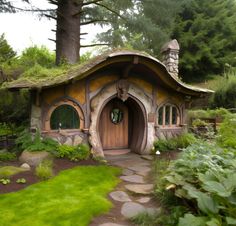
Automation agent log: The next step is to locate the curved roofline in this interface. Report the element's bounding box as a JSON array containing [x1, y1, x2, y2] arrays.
[[6, 49, 213, 96]]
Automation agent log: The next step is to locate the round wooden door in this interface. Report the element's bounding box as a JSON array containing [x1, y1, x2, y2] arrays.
[[99, 98, 128, 150]]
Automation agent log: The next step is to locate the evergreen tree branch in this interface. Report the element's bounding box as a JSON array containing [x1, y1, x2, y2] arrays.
[[94, 2, 125, 20], [82, 0, 103, 7], [81, 19, 109, 25]]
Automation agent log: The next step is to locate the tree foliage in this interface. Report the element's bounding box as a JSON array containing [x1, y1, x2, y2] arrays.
[[97, 0, 187, 56], [0, 34, 16, 63], [172, 0, 236, 82]]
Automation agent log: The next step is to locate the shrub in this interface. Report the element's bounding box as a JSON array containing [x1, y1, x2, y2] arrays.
[[70, 144, 90, 161], [0, 151, 16, 161], [56, 144, 77, 158], [161, 142, 236, 225], [16, 130, 59, 153], [188, 108, 230, 121], [35, 160, 53, 181], [210, 75, 236, 109], [217, 114, 236, 148], [154, 133, 197, 152], [56, 143, 90, 161]]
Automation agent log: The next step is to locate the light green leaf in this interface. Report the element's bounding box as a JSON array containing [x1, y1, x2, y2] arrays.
[[226, 217, 236, 225], [178, 214, 207, 226], [206, 218, 221, 226], [202, 181, 231, 197], [187, 190, 219, 214]]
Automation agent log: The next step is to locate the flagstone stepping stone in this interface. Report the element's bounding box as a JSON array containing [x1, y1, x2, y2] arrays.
[[120, 175, 145, 183], [112, 159, 150, 168], [125, 184, 154, 195], [141, 155, 154, 161], [136, 170, 150, 177], [136, 197, 151, 204], [122, 168, 134, 176], [109, 191, 132, 202], [121, 202, 145, 219], [127, 165, 151, 174], [99, 223, 128, 226]]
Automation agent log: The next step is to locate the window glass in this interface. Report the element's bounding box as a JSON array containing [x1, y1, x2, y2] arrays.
[[172, 107, 177, 125], [158, 106, 163, 125], [50, 105, 80, 130], [110, 108, 123, 124], [165, 105, 170, 125]]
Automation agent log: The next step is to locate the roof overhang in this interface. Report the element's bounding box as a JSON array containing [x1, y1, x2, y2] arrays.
[[5, 50, 213, 97]]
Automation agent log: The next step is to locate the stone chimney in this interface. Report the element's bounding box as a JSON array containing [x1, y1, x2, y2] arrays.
[[161, 39, 180, 77]]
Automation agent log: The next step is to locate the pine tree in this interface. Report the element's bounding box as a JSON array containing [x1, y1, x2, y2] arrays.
[[172, 0, 236, 82], [96, 0, 186, 57], [0, 34, 16, 63]]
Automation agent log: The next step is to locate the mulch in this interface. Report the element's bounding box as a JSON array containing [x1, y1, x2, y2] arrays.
[[0, 158, 98, 194]]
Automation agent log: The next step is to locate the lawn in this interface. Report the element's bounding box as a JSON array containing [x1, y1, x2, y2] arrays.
[[0, 165, 121, 226]]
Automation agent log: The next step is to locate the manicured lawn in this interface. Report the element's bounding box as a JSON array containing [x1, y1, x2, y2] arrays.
[[0, 165, 121, 226]]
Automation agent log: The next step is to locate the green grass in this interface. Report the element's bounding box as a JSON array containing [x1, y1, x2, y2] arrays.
[[0, 165, 121, 226]]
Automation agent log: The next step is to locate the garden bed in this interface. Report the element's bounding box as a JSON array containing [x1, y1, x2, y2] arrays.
[[0, 158, 99, 194]]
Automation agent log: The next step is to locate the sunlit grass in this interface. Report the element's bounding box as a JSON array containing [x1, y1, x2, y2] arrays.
[[0, 165, 121, 226]]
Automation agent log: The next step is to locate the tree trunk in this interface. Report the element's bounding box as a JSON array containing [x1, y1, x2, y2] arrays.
[[56, 0, 82, 65]]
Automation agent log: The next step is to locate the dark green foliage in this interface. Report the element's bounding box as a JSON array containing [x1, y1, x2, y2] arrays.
[[0, 33, 16, 63], [173, 0, 236, 82], [154, 133, 197, 152], [16, 130, 59, 153], [96, 0, 186, 56], [56, 143, 90, 161], [0, 89, 30, 124], [0, 151, 16, 161], [0, 122, 13, 136], [210, 76, 236, 109]]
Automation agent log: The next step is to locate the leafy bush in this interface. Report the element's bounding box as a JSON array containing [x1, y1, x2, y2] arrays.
[[56, 143, 90, 161], [16, 130, 59, 153], [154, 133, 197, 152], [19, 45, 55, 68], [188, 108, 230, 120], [35, 160, 53, 181], [0, 151, 16, 161], [217, 114, 236, 149], [191, 119, 207, 128], [210, 75, 236, 109], [0, 123, 13, 136], [161, 142, 236, 225]]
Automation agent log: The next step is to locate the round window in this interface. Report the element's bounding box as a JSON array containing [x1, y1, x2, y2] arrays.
[[110, 108, 123, 124]]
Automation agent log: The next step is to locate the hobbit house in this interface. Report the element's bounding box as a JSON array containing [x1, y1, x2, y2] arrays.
[[7, 40, 212, 157]]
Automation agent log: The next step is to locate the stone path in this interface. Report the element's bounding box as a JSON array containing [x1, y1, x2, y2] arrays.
[[90, 153, 159, 226]]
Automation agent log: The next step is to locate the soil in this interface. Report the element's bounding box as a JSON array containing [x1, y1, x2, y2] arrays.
[[0, 158, 99, 194]]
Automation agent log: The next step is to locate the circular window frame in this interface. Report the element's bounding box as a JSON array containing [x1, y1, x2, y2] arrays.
[[44, 100, 84, 131], [110, 108, 124, 124]]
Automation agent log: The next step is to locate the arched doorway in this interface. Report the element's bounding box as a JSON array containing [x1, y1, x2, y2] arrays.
[[98, 97, 146, 154]]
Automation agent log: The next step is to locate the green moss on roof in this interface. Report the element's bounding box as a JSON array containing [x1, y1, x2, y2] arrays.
[[2, 49, 212, 95]]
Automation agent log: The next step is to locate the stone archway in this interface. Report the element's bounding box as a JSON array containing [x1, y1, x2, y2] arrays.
[[89, 82, 155, 157]]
